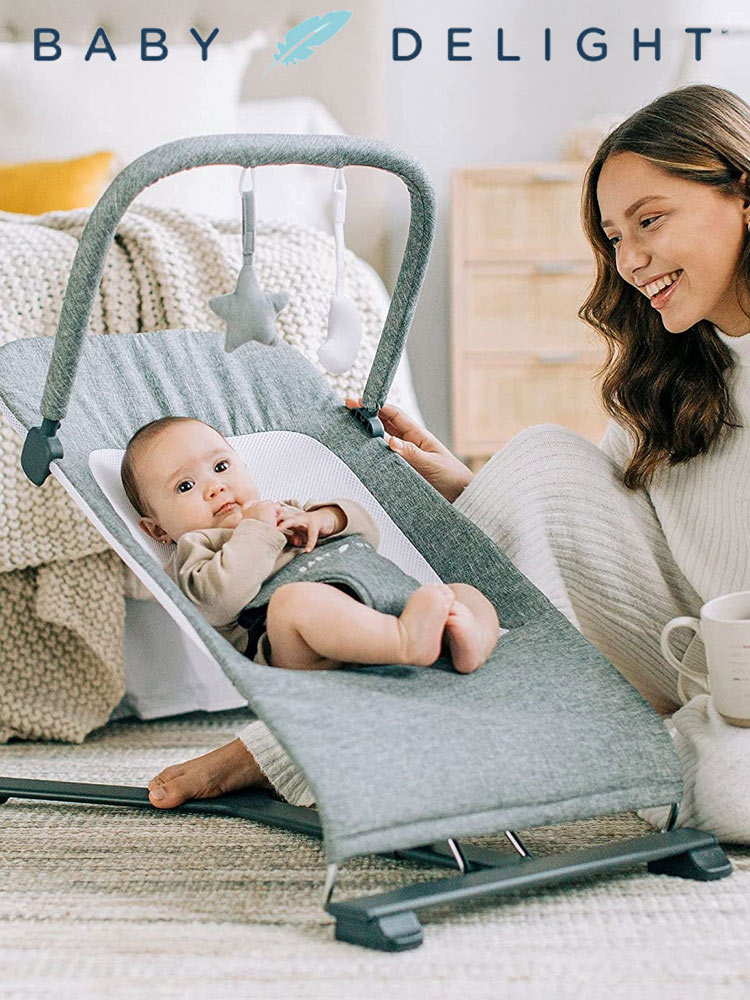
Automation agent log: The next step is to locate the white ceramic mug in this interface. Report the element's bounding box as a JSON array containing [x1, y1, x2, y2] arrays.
[[661, 590, 750, 727]]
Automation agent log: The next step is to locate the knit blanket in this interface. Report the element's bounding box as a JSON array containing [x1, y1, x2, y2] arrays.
[[0, 205, 421, 744]]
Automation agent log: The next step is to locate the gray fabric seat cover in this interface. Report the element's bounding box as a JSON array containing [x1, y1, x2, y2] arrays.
[[0, 329, 683, 863]]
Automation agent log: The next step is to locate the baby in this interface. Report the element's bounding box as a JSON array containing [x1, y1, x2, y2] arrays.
[[121, 416, 500, 676]]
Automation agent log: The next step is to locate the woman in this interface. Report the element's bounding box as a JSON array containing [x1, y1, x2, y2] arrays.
[[148, 84, 750, 828]]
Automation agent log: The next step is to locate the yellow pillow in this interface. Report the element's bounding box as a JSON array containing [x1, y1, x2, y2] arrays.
[[0, 151, 116, 214]]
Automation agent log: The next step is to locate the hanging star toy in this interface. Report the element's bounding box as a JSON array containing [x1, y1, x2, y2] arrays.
[[209, 171, 289, 352]]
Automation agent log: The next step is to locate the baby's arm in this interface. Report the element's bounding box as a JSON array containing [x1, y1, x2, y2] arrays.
[[174, 518, 287, 626]]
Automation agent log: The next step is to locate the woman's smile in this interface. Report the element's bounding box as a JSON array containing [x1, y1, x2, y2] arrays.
[[645, 269, 683, 310]]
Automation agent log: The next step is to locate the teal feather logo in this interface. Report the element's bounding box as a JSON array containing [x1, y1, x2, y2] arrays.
[[264, 11, 351, 76]]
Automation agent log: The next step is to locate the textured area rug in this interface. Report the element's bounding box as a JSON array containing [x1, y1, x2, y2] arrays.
[[1, 708, 749, 1000]]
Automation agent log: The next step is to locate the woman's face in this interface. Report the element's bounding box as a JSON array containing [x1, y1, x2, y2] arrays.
[[597, 151, 750, 336]]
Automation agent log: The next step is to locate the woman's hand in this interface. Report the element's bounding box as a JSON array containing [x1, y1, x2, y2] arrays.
[[345, 398, 473, 503]]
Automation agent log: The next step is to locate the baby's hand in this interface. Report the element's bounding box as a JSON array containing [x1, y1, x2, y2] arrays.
[[241, 500, 282, 528], [278, 507, 343, 553]]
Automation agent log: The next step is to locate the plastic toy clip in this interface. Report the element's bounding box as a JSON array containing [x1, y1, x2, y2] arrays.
[[348, 406, 386, 443]]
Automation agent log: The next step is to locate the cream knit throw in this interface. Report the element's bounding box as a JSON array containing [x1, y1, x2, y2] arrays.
[[0, 205, 419, 744], [637, 694, 750, 842]]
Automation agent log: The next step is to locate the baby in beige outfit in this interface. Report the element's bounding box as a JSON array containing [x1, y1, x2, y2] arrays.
[[121, 415, 500, 674]]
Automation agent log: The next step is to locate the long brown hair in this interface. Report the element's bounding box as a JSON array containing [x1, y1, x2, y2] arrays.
[[579, 84, 746, 490]]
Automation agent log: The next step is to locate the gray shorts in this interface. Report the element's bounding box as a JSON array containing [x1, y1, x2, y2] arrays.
[[239, 533, 422, 666], [251, 631, 272, 666]]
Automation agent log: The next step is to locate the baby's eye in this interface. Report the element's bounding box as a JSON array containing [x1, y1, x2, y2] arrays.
[[215, 460, 230, 473], [176, 480, 194, 494]]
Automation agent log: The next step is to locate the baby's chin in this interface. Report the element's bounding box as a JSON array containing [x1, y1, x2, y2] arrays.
[[175, 509, 243, 537], [215, 508, 243, 529]]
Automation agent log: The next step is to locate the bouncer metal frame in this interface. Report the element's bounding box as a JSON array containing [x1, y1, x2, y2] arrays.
[[0, 778, 732, 951]]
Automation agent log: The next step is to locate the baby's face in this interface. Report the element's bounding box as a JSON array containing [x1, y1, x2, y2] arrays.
[[137, 421, 260, 544]]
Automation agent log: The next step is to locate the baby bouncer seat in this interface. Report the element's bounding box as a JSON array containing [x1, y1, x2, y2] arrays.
[[0, 134, 732, 951]]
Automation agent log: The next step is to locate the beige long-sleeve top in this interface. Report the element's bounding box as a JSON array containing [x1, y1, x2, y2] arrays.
[[166, 498, 380, 653]]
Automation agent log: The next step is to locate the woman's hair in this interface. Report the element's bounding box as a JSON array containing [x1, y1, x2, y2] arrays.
[[121, 416, 223, 517], [579, 84, 746, 489]]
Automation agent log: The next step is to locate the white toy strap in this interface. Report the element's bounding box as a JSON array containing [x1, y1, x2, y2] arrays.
[[317, 167, 362, 376], [333, 169, 347, 297]]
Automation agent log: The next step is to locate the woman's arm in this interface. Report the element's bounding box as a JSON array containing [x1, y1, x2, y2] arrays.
[[597, 417, 634, 472], [345, 398, 473, 502]]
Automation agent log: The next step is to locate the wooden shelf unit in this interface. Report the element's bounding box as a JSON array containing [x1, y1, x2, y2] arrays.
[[451, 163, 608, 468]]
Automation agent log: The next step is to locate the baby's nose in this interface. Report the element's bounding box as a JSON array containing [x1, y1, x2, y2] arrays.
[[205, 481, 226, 499]]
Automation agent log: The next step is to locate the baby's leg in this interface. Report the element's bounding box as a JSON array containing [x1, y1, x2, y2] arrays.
[[443, 583, 501, 674], [265, 581, 456, 670]]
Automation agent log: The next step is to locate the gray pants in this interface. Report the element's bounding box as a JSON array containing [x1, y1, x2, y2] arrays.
[[454, 424, 709, 716]]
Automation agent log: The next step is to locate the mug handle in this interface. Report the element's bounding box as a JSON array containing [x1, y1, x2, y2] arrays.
[[660, 616, 710, 687]]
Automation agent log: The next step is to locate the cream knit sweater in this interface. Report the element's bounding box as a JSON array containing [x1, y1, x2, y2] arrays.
[[636, 326, 750, 838], [597, 325, 749, 604], [237, 325, 750, 822]]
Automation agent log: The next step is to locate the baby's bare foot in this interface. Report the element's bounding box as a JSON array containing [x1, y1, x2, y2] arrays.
[[398, 584, 455, 666], [444, 600, 496, 674], [147, 737, 270, 809]]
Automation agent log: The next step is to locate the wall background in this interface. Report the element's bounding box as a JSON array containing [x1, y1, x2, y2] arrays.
[[3, 0, 747, 444], [379, 0, 749, 445]]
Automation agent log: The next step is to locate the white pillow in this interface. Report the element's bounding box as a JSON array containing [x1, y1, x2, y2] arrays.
[[0, 35, 264, 219]]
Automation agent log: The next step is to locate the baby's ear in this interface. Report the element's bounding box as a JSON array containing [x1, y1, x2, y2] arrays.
[[139, 516, 171, 544]]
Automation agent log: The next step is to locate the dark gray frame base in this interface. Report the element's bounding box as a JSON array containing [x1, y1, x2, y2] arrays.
[[0, 777, 732, 952]]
